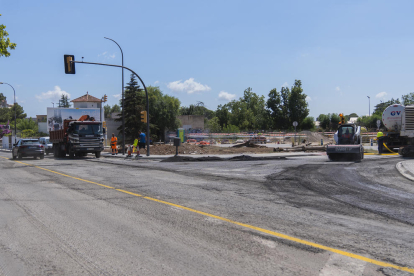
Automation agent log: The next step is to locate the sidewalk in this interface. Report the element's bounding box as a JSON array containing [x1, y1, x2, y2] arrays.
[[396, 160, 414, 181]]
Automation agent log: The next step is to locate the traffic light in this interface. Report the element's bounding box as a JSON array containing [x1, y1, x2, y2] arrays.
[[339, 113, 345, 125], [64, 55, 75, 74], [103, 94, 108, 102], [140, 111, 147, 123]]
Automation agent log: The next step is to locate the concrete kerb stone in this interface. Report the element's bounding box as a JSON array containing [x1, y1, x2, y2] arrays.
[[396, 161, 414, 182]]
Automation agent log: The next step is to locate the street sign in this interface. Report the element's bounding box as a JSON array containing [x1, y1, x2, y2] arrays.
[[376, 119, 381, 129], [293, 121, 298, 127]]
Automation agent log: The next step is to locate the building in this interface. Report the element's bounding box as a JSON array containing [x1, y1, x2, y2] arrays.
[[71, 92, 102, 109], [177, 115, 204, 130]]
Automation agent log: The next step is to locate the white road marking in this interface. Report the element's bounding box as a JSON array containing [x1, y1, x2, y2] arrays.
[[319, 253, 366, 276]]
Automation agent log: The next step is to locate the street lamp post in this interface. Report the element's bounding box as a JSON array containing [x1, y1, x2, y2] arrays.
[[0, 82, 17, 145], [104, 37, 125, 155], [367, 96, 370, 116], [51, 102, 55, 108]]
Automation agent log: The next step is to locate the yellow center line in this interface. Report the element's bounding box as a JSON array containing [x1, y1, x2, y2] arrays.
[[1, 156, 413, 274]]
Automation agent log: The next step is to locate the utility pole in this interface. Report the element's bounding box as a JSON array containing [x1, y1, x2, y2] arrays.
[[367, 96, 370, 116], [104, 37, 125, 155]]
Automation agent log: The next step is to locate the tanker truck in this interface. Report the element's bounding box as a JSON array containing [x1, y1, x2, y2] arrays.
[[398, 105, 414, 157], [381, 104, 406, 151]]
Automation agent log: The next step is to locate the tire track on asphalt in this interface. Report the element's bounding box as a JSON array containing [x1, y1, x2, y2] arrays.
[[1, 155, 414, 274]]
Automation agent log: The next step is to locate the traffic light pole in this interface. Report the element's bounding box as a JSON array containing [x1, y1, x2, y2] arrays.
[[71, 60, 150, 156]]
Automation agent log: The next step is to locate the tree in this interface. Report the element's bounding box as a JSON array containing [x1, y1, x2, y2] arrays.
[[147, 86, 181, 141], [373, 98, 400, 116], [58, 94, 71, 108], [104, 104, 111, 119], [317, 114, 330, 130], [288, 80, 309, 129], [301, 117, 315, 130], [0, 93, 5, 102], [206, 117, 221, 133], [267, 88, 283, 130], [179, 102, 214, 119], [222, 124, 240, 133], [402, 92, 414, 106], [116, 74, 146, 142], [104, 104, 121, 119], [17, 118, 38, 132], [215, 104, 230, 128], [1, 103, 26, 126], [0, 14, 17, 58], [279, 86, 291, 129], [111, 104, 121, 114]]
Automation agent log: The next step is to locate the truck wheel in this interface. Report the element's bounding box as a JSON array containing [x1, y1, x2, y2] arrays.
[[69, 149, 74, 159], [328, 154, 336, 161], [95, 152, 101, 158], [12, 153, 16, 160], [18, 153, 22, 159], [40, 154, 44, 159]]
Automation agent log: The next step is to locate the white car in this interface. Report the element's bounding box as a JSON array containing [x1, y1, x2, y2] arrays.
[[39, 137, 53, 155]]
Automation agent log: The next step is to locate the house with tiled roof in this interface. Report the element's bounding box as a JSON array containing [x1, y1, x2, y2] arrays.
[[71, 91, 102, 109]]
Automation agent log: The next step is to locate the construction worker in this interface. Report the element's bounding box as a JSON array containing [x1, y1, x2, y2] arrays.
[[377, 130, 384, 155], [111, 133, 118, 155], [133, 138, 139, 154], [136, 131, 146, 158]]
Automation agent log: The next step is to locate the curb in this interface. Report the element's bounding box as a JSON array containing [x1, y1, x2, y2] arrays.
[[396, 162, 414, 181]]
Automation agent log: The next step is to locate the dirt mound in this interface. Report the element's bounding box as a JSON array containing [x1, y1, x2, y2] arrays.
[[301, 131, 331, 143], [139, 143, 274, 155]]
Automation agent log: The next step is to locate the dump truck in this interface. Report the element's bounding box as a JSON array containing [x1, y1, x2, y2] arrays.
[[326, 114, 364, 161], [49, 115, 105, 158]]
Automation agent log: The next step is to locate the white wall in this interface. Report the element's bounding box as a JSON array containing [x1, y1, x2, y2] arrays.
[[38, 122, 48, 134], [2, 136, 18, 149], [73, 102, 102, 109]]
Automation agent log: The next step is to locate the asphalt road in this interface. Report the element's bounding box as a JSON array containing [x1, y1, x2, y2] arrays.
[[0, 151, 413, 275]]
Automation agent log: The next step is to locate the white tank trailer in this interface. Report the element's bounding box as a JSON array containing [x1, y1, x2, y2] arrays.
[[381, 104, 407, 150], [399, 105, 414, 156]]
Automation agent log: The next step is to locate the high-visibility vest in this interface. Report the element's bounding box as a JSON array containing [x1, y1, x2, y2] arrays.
[[111, 137, 117, 144], [133, 139, 138, 147], [377, 132, 384, 138]]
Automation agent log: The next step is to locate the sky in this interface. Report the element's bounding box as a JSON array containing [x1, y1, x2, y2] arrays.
[[1, 0, 414, 121]]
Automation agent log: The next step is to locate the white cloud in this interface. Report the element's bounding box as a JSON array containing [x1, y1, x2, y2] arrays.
[[336, 86, 340, 91], [113, 94, 121, 99], [281, 82, 288, 88], [98, 51, 115, 59], [306, 96, 312, 102], [167, 78, 211, 94], [154, 80, 159, 85], [376, 91, 387, 98], [218, 91, 236, 101], [35, 86, 70, 102]]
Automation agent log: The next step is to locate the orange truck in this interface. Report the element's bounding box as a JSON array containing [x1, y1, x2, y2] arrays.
[[49, 115, 105, 158]]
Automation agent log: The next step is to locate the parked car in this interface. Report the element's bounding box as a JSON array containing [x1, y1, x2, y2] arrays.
[[12, 139, 45, 160], [235, 139, 244, 144], [221, 139, 230, 144], [39, 137, 53, 155]]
